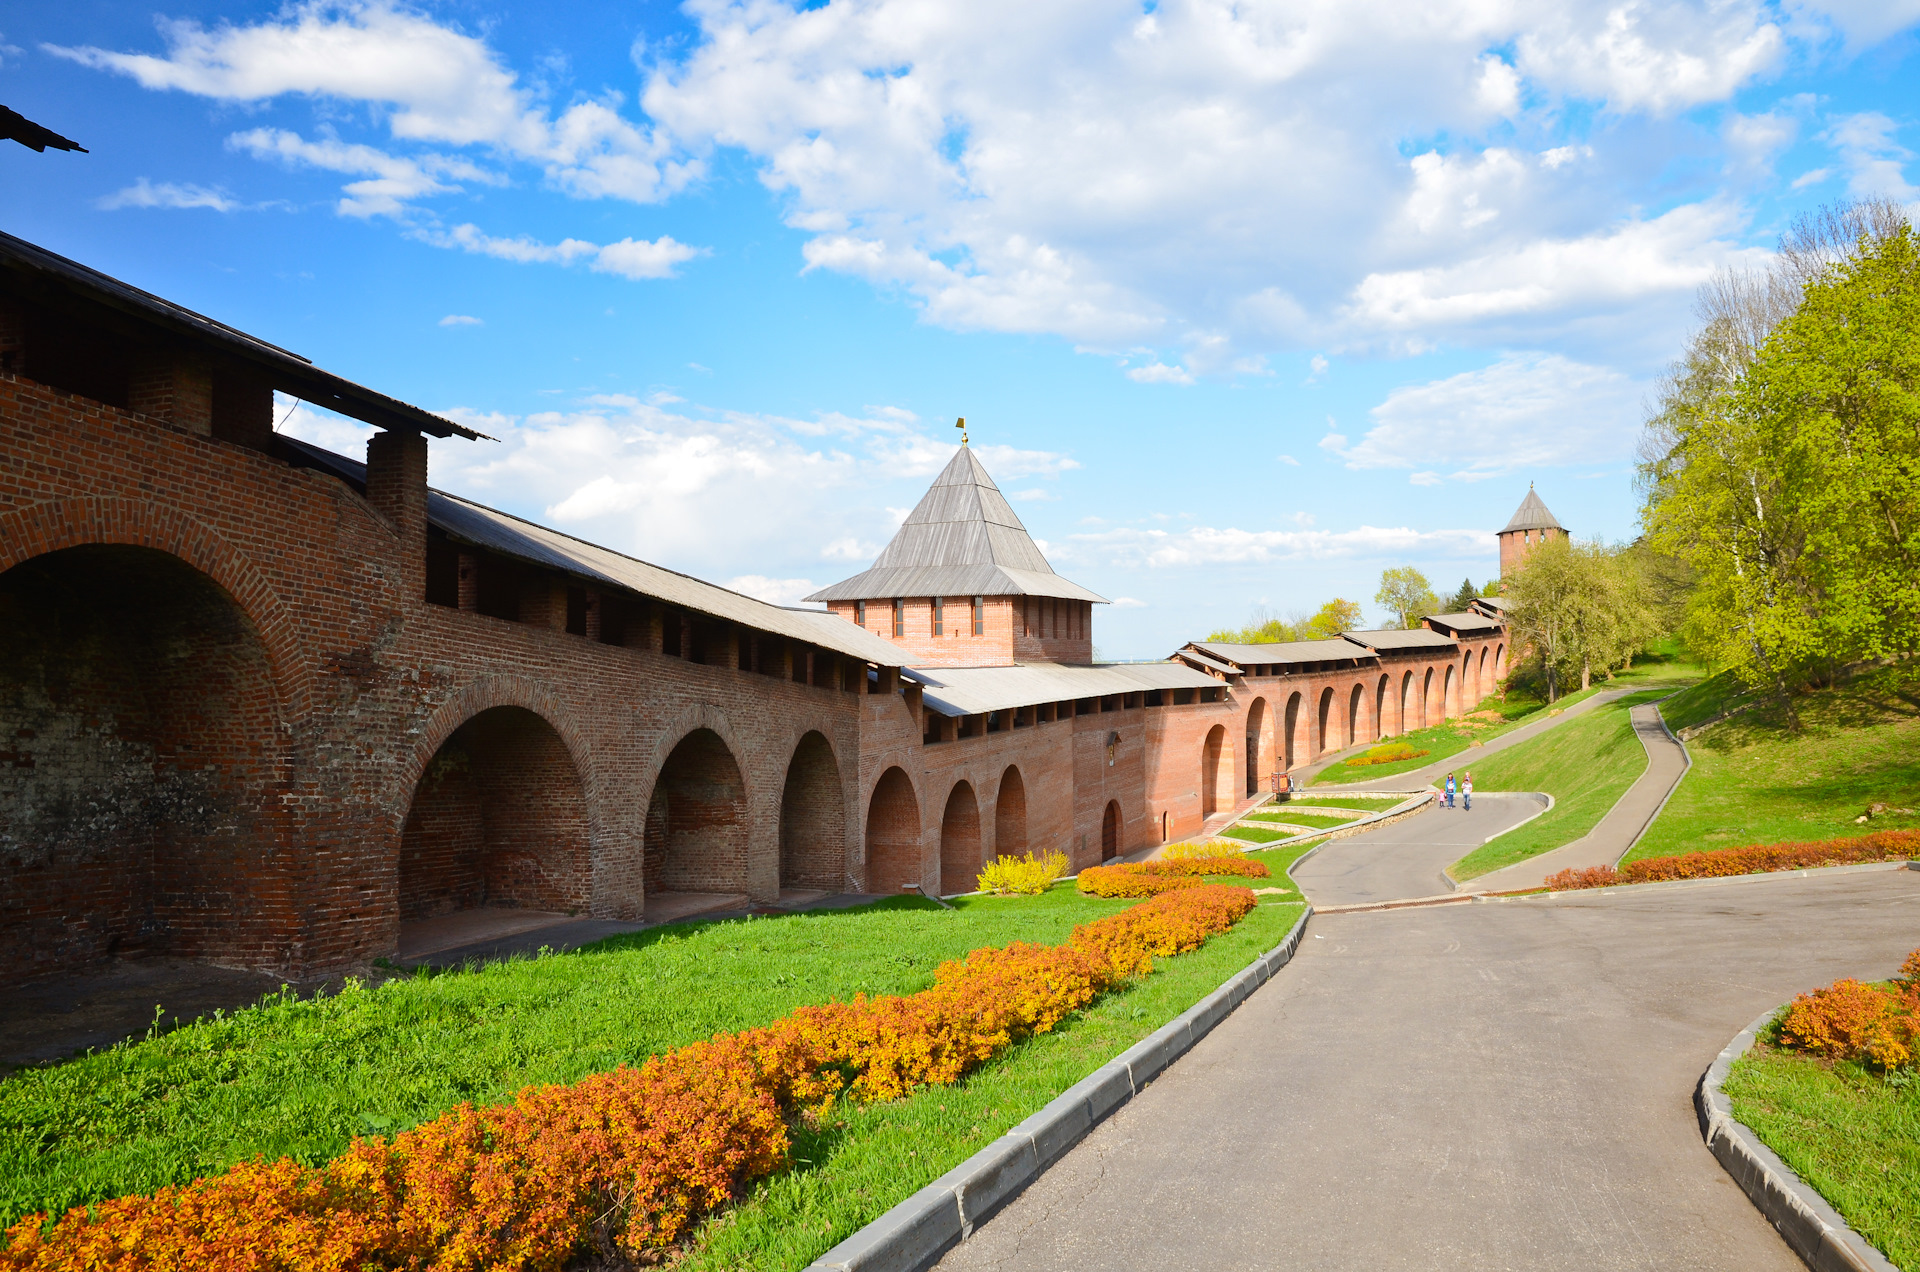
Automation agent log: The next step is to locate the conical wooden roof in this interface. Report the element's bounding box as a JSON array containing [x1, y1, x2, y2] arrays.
[[1501, 486, 1564, 533], [805, 448, 1107, 603]]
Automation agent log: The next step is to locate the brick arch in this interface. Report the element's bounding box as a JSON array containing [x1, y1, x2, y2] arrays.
[[779, 731, 846, 891], [864, 765, 922, 893], [641, 702, 753, 800], [939, 780, 983, 896], [1244, 697, 1270, 797], [0, 495, 310, 722], [994, 765, 1028, 858], [403, 675, 599, 829]]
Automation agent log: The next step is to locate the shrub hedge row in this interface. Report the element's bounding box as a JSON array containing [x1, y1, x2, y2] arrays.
[[1075, 857, 1270, 898], [1774, 947, 1920, 1070], [1542, 829, 1920, 892], [2, 887, 1257, 1270]]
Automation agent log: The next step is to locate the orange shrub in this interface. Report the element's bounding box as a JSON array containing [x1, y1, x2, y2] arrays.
[[1543, 829, 1920, 892], [1773, 948, 1920, 1071], [2, 887, 1254, 1270], [1076, 856, 1269, 898]]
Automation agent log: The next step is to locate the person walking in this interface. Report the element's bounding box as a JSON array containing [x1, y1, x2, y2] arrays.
[[1445, 772, 1456, 809], [1462, 771, 1473, 811]]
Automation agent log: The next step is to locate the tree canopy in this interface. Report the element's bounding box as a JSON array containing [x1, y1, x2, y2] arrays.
[[1375, 567, 1439, 629], [1639, 200, 1920, 698], [1503, 537, 1660, 701]]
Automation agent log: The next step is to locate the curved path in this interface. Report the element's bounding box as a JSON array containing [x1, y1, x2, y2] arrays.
[[935, 869, 1920, 1272], [1465, 701, 1690, 892], [1290, 794, 1545, 907]]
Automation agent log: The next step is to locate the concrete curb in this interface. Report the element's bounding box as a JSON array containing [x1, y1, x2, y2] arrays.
[[1697, 1008, 1897, 1272], [802, 905, 1315, 1272], [1316, 859, 1920, 915]]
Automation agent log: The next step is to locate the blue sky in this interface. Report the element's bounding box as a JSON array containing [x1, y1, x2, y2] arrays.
[[3, 0, 1917, 657]]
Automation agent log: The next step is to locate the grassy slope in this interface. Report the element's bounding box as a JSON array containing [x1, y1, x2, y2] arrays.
[[1726, 1048, 1920, 1269], [1446, 688, 1673, 881], [1308, 652, 1699, 787], [1625, 666, 1920, 863], [1, 885, 1303, 1254]]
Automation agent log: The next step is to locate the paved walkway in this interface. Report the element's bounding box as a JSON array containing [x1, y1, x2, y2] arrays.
[[1465, 702, 1690, 892], [936, 869, 1920, 1272], [1291, 793, 1546, 907]]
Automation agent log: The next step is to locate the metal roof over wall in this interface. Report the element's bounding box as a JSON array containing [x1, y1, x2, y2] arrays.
[[280, 437, 908, 666], [1341, 627, 1462, 652], [0, 230, 485, 440], [1184, 638, 1379, 668], [806, 447, 1106, 604], [903, 661, 1225, 717], [1424, 611, 1502, 636]]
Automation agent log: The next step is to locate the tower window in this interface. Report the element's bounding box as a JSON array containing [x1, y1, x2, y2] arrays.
[[892, 597, 904, 638], [933, 596, 945, 636], [856, 599, 866, 627], [972, 596, 984, 636]]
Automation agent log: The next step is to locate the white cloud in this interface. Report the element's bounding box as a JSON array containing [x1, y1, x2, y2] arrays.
[[1063, 523, 1494, 569], [438, 313, 483, 327], [96, 177, 242, 211], [1790, 167, 1832, 190], [1112, 597, 1149, 608], [1827, 112, 1920, 203], [1126, 362, 1196, 386], [1790, 0, 1920, 49], [1011, 488, 1058, 502], [421, 222, 703, 279], [725, 575, 822, 606], [1339, 352, 1642, 479], [1277, 454, 1301, 466], [64, 0, 1896, 368], [49, 3, 695, 207]]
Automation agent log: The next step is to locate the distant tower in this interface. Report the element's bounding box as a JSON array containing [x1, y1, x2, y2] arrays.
[[1498, 484, 1565, 578]]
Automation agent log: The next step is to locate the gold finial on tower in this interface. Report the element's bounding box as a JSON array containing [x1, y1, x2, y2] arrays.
[[956, 416, 968, 447]]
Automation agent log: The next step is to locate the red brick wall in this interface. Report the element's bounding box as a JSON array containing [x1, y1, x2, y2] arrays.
[[827, 595, 1092, 667]]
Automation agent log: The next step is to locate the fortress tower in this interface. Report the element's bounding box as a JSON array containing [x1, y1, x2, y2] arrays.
[[806, 445, 1106, 667], [1498, 484, 1565, 578]]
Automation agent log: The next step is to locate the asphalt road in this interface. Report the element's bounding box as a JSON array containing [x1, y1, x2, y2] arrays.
[[935, 869, 1920, 1272], [1291, 794, 1545, 906]]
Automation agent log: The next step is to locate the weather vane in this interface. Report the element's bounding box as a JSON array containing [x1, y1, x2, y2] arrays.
[[955, 416, 968, 447]]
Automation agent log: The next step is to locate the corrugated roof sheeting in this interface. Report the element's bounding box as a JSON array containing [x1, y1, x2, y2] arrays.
[[1342, 627, 1461, 651], [0, 231, 486, 441], [278, 436, 908, 666], [806, 564, 1107, 604], [1425, 611, 1501, 635], [903, 660, 1227, 717], [1501, 487, 1565, 533], [807, 447, 1106, 603], [1175, 649, 1239, 676], [1187, 639, 1379, 667]]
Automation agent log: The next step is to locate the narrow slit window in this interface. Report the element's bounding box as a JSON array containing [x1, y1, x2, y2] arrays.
[[972, 595, 984, 636], [892, 597, 904, 638], [932, 596, 945, 636]]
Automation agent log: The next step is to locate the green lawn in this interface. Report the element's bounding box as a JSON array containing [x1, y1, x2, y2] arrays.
[[1310, 650, 1702, 788], [1, 885, 1303, 1265], [683, 888, 1302, 1270], [1446, 688, 1674, 881], [1625, 665, 1920, 863], [1725, 1046, 1920, 1269]]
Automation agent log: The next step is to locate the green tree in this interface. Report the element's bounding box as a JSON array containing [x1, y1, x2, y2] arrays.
[[1504, 538, 1659, 699], [1444, 577, 1479, 612], [1205, 606, 1300, 644], [1640, 203, 1920, 700], [1304, 598, 1364, 640], [1374, 567, 1439, 629]]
